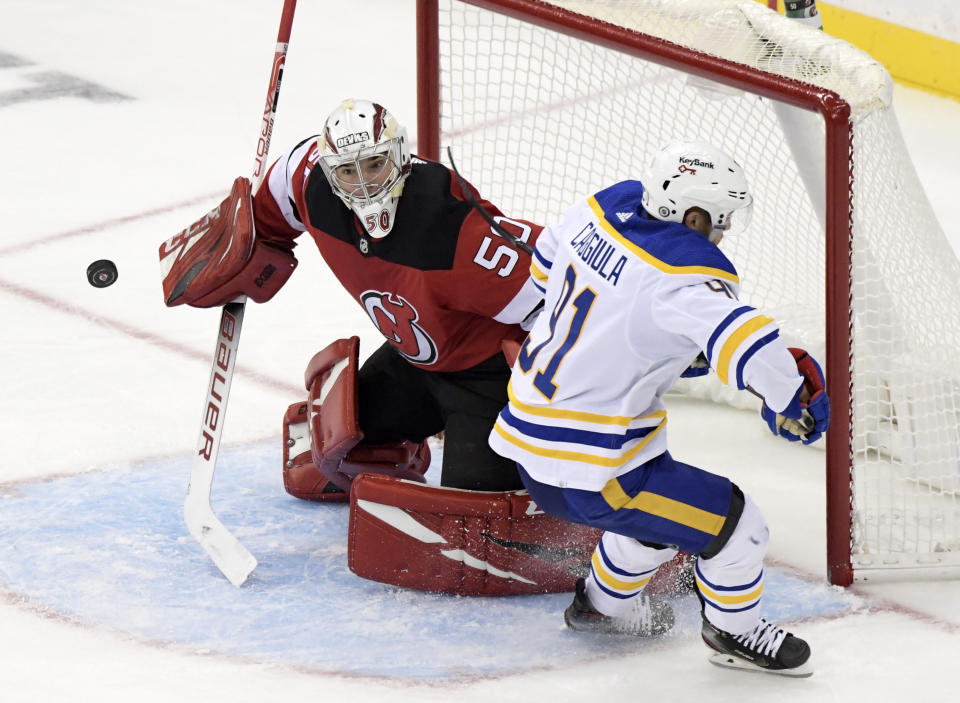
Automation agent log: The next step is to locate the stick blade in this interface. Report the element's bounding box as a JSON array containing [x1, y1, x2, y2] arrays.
[[185, 495, 258, 587]]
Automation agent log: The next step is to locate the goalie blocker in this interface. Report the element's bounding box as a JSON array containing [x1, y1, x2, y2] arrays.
[[283, 336, 693, 596]]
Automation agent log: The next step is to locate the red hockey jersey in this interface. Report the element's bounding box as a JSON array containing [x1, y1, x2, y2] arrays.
[[253, 138, 543, 372]]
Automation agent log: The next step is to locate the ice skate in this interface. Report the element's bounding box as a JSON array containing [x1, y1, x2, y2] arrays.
[[564, 578, 674, 637], [701, 616, 812, 677]]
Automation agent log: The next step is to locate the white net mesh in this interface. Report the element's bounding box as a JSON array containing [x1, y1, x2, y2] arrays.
[[434, 0, 960, 577]]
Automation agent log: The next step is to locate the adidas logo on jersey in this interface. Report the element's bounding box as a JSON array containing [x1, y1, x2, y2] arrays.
[[616, 211, 634, 222]]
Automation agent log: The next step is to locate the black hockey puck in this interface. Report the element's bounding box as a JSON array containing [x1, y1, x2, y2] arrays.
[[87, 259, 118, 288]]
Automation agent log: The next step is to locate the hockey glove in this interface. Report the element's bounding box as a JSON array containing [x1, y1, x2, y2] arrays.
[[761, 348, 829, 445], [159, 177, 297, 307], [680, 352, 711, 378]]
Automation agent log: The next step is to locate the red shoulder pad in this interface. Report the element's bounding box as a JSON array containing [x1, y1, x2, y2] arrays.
[[347, 474, 602, 596]]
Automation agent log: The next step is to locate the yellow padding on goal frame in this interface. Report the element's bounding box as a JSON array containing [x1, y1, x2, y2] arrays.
[[766, 1, 960, 100]]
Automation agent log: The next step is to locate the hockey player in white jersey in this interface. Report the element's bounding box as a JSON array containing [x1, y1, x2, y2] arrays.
[[489, 141, 829, 677]]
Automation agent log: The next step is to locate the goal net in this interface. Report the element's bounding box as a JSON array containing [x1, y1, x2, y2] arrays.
[[417, 0, 960, 584]]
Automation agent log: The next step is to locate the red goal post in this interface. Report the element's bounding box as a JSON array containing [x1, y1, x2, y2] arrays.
[[416, 0, 960, 586]]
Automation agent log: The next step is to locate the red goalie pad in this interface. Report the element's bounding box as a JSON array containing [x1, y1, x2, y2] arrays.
[[306, 337, 430, 491], [348, 473, 602, 596], [281, 337, 430, 500], [159, 177, 297, 307], [282, 402, 349, 502], [282, 400, 431, 501], [305, 336, 364, 490]]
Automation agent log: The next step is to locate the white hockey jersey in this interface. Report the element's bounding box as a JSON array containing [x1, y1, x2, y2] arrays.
[[489, 180, 804, 492]]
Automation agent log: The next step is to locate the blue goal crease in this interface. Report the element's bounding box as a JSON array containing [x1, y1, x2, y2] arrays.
[[0, 442, 859, 680]]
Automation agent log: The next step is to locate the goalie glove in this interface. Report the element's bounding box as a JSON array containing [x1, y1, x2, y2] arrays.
[[159, 177, 297, 307], [760, 348, 829, 445]]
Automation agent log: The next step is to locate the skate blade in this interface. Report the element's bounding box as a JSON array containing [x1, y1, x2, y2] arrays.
[[708, 652, 813, 678]]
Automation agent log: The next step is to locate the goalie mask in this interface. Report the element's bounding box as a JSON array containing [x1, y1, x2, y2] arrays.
[[641, 140, 753, 243], [318, 99, 411, 239]]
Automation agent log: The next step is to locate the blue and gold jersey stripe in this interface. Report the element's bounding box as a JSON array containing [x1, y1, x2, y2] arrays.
[[600, 478, 726, 536], [715, 314, 774, 385], [491, 416, 666, 469], [498, 406, 659, 450], [695, 561, 764, 614], [705, 306, 780, 388], [734, 329, 781, 390], [707, 306, 753, 361], [529, 260, 548, 291], [507, 381, 662, 427], [533, 247, 552, 271], [529, 248, 552, 293]]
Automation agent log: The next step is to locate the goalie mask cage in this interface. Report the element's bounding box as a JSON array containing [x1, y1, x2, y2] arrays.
[[416, 0, 960, 586]]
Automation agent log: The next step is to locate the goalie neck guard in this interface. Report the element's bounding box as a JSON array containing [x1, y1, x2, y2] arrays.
[[317, 99, 411, 239]]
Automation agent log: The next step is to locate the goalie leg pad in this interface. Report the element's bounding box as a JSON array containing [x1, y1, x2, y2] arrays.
[[348, 473, 603, 596], [282, 402, 347, 502], [339, 439, 430, 483], [306, 337, 429, 490], [282, 400, 429, 501], [305, 336, 364, 492], [280, 337, 430, 499], [645, 550, 696, 595]]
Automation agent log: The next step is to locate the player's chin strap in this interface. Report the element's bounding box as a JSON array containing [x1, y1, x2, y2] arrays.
[[446, 147, 533, 255]]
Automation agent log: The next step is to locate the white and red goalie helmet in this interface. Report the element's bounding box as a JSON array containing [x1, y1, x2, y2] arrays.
[[641, 140, 753, 243], [318, 98, 411, 238]]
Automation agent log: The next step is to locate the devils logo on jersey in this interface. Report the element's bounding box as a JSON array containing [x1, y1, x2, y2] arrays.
[[360, 290, 438, 365]]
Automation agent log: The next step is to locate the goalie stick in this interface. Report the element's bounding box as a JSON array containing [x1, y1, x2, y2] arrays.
[[184, 0, 298, 587]]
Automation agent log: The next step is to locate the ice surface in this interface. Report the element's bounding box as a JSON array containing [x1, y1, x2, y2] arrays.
[[1, 1, 958, 701]]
